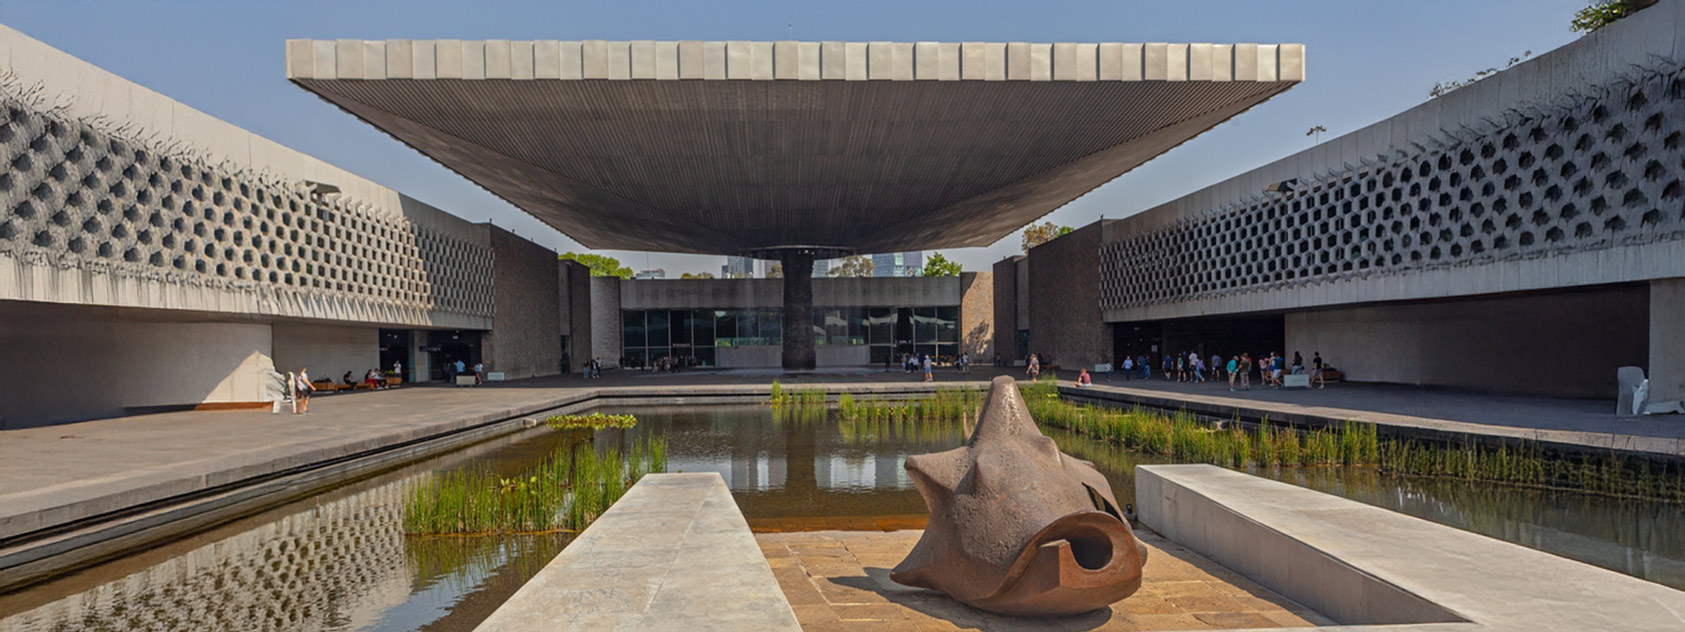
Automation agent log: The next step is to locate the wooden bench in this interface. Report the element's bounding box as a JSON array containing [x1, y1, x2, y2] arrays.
[[385, 377, 402, 388], [310, 380, 351, 393]]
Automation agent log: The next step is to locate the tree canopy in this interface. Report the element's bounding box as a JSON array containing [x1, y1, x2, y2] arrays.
[[558, 252, 633, 279], [680, 271, 716, 279], [1021, 222, 1074, 253], [921, 252, 962, 276], [1572, 0, 1655, 32], [766, 263, 784, 278], [828, 255, 875, 278]]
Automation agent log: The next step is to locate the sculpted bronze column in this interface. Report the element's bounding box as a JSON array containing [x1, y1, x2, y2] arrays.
[[891, 375, 1148, 616]]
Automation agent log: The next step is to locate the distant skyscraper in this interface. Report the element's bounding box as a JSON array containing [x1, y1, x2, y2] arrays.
[[724, 256, 757, 279], [812, 258, 831, 278], [872, 251, 923, 277]]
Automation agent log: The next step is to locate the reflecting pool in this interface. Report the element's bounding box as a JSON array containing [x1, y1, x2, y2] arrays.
[[2, 403, 1680, 632]]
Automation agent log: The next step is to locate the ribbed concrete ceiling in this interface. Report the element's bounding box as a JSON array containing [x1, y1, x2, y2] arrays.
[[289, 40, 1303, 256]]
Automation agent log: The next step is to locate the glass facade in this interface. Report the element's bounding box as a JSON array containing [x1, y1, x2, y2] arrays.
[[622, 306, 959, 367]]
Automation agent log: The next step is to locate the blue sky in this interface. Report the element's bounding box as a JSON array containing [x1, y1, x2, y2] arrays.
[[1, 0, 1592, 274]]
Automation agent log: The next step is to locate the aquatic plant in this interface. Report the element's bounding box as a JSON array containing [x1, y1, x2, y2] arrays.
[[926, 379, 1683, 502], [836, 387, 984, 422], [544, 412, 638, 430], [767, 380, 830, 406], [403, 436, 668, 535]]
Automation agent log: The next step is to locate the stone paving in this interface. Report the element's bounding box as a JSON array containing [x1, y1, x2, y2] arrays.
[[756, 529, 1331, 631]]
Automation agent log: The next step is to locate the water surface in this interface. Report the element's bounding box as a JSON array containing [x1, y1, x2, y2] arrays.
[[3, 403, 1680, 632]]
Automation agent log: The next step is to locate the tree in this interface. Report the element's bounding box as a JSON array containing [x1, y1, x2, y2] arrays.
[[1021, 222, 1074, 253], [1572, 0, 1655, 32], [921, 252, 962, 276], [559, 252, 633, 278], [766, 263, 784, 278], [680, 272, 716, 279], [828, 255, 875, 278]]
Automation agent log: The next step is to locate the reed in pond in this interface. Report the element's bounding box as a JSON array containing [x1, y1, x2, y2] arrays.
[[403, 436, 668, 535]]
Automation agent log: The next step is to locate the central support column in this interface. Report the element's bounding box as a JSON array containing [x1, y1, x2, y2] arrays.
[[780, 251, 816, 371]]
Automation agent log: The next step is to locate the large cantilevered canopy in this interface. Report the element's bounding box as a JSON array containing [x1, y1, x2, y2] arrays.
[[288, 40, 1303, 258]]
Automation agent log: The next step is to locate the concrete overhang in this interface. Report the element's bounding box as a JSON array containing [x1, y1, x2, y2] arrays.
[[288, 40, 1303, 257]]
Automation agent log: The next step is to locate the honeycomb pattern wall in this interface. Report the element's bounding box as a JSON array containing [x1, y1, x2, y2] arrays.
[[1100, 61, 1685, 311], [0, 79, 492, 320], [0, 484, 408, 632]]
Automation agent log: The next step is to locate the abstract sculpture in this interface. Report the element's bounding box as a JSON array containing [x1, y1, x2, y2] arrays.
[[891, 375, 1148, 616]]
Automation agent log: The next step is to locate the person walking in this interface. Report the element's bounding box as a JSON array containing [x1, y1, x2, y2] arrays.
[[922, 354, 934, 382], [1138, 354, 1150, 380], [1312, 352, 1326, 388], [474, 362, 486, 385], [1226, 356, 1239, 391], [1190, 351, 1205, 383], [294, 366, 315, 414], [1238, 354, 1252, 390], [1121, 355, 1133, 381], [1211, 354, 1222, 381], [1291, 351, 1305, 375]]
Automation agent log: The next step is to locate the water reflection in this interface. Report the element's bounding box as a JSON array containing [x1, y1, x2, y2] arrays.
[[0, 430, 573, 632], [610, 405, 1685, 591], [603, 405, 968, 523], [4, 404, 1680, 632]]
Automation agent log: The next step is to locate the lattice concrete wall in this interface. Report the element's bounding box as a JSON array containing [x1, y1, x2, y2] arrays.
[[0, 76, 492, 327], [1101, 59, 1685, 313]]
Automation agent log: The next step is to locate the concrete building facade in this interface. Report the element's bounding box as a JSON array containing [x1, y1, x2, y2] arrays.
[[1002, 2, 1685, 402], [0, 26, 588, 426]]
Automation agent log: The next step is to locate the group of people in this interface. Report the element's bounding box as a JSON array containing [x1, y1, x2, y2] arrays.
[[444, 359, 486, 385], [1103, 350, 1330, 391], [581, 357, 603, 379], [341, 368, 392, 390]]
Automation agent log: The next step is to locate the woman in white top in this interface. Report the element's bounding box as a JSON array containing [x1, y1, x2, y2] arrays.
[[294, 367, 315, 414]]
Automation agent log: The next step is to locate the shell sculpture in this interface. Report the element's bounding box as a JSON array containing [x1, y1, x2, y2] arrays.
[[890, 375, 1148, 616]]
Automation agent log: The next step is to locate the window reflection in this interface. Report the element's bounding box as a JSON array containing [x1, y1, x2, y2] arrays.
[[620, 305, 964, 367]]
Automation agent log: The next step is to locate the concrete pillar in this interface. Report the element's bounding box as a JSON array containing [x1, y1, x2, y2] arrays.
[[1650, 279, 1685, 403], [781, 251, 816, 371]]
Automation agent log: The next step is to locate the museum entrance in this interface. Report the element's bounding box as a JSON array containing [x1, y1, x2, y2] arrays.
[[425, 330, 482, 382]]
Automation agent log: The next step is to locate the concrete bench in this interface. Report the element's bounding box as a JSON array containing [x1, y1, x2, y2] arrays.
[[1283, 374, 1311, 388], [1136, 465, 1685, 630], [474, 473, 799, 631]]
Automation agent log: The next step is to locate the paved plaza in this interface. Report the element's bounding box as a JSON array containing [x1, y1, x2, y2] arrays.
[[756, 529, 1330, 631]]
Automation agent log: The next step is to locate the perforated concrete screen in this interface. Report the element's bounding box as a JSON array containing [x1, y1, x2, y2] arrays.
[[0, 79, 493, 322], [288, 40, 1303, 257], [1101, 61, 1685, 311]]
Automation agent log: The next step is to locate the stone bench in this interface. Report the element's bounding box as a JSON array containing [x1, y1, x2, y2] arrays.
[[1282, 374, 1311, 388], [1136, 464, 1685, 630]]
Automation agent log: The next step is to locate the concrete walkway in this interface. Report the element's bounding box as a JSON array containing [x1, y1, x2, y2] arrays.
[[476, 473, 800, 632], [1064, 377, 1685, 457]]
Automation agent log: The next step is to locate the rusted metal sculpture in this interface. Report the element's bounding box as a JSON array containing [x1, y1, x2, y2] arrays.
[[891, 375, 1148, 616]]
